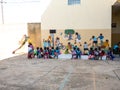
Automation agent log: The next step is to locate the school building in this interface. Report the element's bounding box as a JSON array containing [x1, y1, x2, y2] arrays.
[[0, 0, 120, 57], [28, 0, 120, 49]]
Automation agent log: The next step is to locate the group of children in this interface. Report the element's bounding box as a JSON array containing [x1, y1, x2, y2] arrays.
[[28, 42, 115, 60], [88, 47, 114, 60], [27, 32, 116, 60], [28, 42, 61, 59], [64, 42, 115, 60], [62, 32, 114, 60]]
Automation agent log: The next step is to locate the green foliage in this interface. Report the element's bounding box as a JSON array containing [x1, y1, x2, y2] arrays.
[[64, 29, 75, 34]]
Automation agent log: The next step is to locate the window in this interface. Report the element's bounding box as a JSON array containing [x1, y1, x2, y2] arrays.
[[112, 23, 117, 28], [68, 0, 80, 5]]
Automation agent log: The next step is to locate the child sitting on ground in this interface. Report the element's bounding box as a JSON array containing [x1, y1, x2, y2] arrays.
[[43, 47, 49, 59], [36, 47, 41, 58], [76, 48, 82, 59], [49, 47, 55, 59], [94, 48, 99, 60], [88, 48, 95, 60], [55, 47, 61, 59], [107, 47, 115, 60], [40, 47, 44, 58], [71, 47, 77, 59], [100, 50, 106, 60], [34, 48, 37, 58], [28, 43, 34, 59]]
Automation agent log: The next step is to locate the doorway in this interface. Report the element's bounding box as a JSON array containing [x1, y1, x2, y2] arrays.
[[27, 23, 41, 48], [112, 0, 120, 47]]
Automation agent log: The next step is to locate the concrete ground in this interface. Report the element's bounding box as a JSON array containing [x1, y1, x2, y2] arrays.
[[0, 54, 120, 90]]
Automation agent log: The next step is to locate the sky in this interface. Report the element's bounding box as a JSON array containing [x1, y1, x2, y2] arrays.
[[0, 0, 52, 24]]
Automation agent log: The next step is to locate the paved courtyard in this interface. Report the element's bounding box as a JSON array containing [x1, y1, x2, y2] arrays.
[[0, 54, 120, 90]]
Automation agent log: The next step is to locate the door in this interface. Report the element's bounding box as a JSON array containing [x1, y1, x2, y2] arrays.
[[27, 23, 41, 48], [112, 2, 120, 47]]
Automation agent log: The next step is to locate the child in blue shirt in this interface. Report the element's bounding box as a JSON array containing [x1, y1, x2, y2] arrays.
[[43, 47, 49, 59], [36, 47, 41, 58], [76, 48, 82, 59], [49, 47, 55, 59], [55, 47, 61, 59]]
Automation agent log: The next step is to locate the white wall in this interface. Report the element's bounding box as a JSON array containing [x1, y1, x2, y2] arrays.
[[41, 0, 116, 29], [0, 24, 28, 60]]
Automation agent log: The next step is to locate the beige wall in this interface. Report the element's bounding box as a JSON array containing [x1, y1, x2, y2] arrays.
[[41, 0, 117, 49], [41, 0, 116, 29], [41, 29, 111, 50]]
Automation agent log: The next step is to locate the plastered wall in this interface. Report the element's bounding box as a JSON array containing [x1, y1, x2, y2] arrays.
[[41, 29, 111, 50], [42, 0, 116, 29]]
